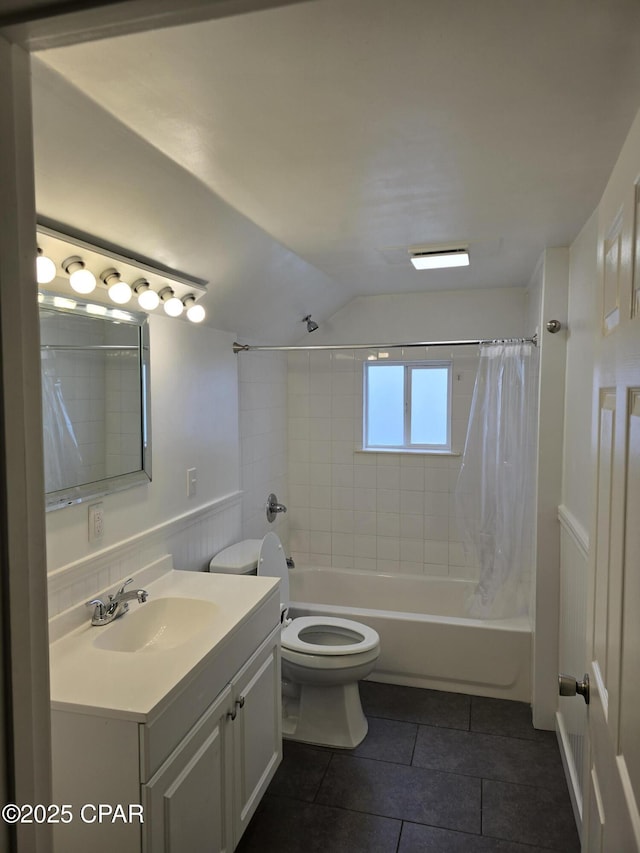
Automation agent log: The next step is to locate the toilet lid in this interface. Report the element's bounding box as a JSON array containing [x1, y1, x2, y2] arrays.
[[281, 616, 380, 656], [258, 532, 290, 612]]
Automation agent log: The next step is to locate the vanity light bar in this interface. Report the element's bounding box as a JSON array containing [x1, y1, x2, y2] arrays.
[[35, 224, 208, 322]]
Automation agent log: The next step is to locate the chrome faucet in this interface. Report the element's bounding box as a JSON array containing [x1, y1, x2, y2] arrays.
[[266, 493, 287, 523], [86, 578, 149, 626]]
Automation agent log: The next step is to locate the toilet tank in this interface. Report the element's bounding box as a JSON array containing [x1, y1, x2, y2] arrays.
[[208, 539, 262, 574]]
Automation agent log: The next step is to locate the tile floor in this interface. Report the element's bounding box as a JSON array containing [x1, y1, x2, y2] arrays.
[[237, 681, 581, 853]]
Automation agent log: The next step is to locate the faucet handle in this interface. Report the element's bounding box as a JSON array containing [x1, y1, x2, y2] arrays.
[[86, 598, 106, 619], [113, 578, 134, 599]]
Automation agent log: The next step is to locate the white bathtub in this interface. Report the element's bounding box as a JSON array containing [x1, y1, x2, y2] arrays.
[[288, 568, 531, 702]]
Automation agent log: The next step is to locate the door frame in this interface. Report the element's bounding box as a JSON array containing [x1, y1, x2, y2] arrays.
[[0, 3, 309, 852]]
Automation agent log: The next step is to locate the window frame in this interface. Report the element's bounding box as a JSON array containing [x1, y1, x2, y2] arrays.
[[363, 359, 453, 452]]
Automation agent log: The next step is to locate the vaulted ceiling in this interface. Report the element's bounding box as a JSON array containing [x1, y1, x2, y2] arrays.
[[32, 0, 640, 340]]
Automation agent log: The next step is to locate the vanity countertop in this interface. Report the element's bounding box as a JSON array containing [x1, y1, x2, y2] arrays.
[[49, 569, 279, 722]]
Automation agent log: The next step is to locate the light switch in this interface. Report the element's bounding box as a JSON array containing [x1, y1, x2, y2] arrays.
[[187, 468, 197, 498]]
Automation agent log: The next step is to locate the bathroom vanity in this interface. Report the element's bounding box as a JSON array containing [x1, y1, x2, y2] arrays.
[[49, 569, 281, 853]]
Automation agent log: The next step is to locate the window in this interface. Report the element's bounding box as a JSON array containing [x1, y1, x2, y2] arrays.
[[364, 360, 452, 451]]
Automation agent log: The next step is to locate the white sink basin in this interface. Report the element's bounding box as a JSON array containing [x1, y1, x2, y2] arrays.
[[92, 597, 218, 653]]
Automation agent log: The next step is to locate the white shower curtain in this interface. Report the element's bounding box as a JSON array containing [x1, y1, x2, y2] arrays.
[[455, 342, 537, 619], [41, 352, 83, 493]]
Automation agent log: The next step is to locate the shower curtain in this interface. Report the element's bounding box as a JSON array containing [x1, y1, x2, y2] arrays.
[[455, 341, 537, 619], [41, 352, 83, 493]]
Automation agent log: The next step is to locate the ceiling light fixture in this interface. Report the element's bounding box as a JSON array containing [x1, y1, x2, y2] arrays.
[[159, 287, 184, 317], [133, 279, 160, 311], [101, 268, 132, 305], [303, 314, 319, 333], [182, 295, 206, 323], [36, 248, 56, 284], [410, 248, 470, 270], [62, 255, 97, 295]]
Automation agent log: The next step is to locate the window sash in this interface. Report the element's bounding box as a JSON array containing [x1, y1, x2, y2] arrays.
[[364, 360, 452, 451]]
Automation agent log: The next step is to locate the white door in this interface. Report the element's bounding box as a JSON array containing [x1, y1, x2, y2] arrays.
[[584, 113, 640, 852]]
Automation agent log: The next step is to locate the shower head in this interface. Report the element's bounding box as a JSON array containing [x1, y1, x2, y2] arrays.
[[303, 314, 319, 333]]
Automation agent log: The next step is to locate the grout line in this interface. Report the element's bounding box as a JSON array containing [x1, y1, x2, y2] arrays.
[[314, 747, 565, 793], [409, 723, 418, 765], [312, 751, 335, 803]]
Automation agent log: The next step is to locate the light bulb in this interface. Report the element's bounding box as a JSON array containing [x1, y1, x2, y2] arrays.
[[69, 267, 96, 295], [86, 304, 107, 316], [63, 256, 96, 294], [36, 251, 56, 284], [160, 287, 183, 317], [138, 288, 159, 311], [133, 280, 160, 311], [187, 304, 206, 323], [183, 295, 206, 323], [107, 280, 132, 304], [164, 297, 183, 317], [53, 296, 77, 310]]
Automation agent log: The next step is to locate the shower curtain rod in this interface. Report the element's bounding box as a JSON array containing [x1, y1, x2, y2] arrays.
[[41, 345, 139, 351], [232, 335, 538, 354]]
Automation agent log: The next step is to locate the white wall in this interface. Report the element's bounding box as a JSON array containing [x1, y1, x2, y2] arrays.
[[315, 287, 527, 345], [286, 287, 529, 575]]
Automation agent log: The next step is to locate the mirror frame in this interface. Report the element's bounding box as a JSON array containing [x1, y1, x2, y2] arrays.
[[40, 291, 152, 511]]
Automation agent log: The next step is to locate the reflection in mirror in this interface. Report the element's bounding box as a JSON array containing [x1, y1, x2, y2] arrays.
[[39, 293, 151, 510]]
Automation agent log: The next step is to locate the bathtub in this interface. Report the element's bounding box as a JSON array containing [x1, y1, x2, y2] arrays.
[[288, 568, 531, 702]]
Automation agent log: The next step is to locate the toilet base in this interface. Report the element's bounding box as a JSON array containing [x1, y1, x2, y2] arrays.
[[282, 681, 368, 749]]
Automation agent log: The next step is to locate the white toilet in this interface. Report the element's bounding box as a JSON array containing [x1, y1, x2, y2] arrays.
[[209, 532, 380, 748]]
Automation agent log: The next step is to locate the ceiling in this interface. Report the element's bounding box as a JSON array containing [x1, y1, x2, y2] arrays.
[[32, 0, 640, 340]]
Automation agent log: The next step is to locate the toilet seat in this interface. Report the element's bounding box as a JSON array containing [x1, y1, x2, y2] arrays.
[[281, 615, 379, 656]]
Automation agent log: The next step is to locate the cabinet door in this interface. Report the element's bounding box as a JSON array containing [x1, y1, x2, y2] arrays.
[[231, 627, 282, 845], [143, 685, 232, 853]]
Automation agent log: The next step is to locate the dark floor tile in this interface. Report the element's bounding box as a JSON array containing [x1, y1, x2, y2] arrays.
[[413, 725, 567, 791], [482, 779, 580, 852], [267, 740, 332, 801], [361, 681, 471, 730], [316, 754, 481, 833], [399, 821, 556, 853], [236, 795, 401, 853], [343, 716, 418, 764], [471, 696, 555, 742]]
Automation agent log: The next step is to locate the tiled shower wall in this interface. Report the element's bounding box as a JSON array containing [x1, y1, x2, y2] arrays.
[[286, 348, 481, 578], [238, 351, 289, 545]]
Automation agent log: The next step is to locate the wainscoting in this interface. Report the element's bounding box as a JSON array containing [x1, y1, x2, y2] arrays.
[[557, 503, 590, 838], [47, 491, 243, 624]]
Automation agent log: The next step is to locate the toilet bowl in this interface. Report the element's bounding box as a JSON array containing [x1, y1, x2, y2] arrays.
[[209, 532, 380, 748]]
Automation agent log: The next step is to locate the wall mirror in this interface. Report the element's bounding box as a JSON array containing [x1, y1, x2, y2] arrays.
[[39, 291, 151, 511]]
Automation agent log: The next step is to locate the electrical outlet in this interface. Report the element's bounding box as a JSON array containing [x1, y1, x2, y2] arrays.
[[187, 468, 197, 498], [88, 502, 104, 543]]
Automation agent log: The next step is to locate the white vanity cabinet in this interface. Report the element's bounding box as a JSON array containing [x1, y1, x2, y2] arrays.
[[50, 573, 281, 853], [143, 629, 281, 853]]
